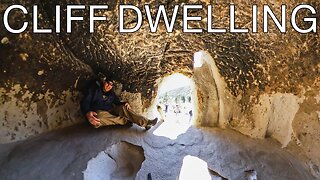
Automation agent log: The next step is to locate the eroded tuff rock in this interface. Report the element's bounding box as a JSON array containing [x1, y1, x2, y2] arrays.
[[0, 124, 315, 179], [2, 0, 318, 99], [83, 141, 145, 180], [0, 0, 319, 176]]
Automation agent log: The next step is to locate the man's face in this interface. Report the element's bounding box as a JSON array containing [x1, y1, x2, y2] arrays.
[[103, 81, 113, 92]]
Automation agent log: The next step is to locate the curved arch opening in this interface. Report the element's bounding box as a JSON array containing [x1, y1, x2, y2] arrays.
[[151, 73, 197, 140], [148, 51, 225, 139]]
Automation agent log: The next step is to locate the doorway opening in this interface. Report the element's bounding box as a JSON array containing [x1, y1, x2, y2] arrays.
[[152, 73, 197, 140]]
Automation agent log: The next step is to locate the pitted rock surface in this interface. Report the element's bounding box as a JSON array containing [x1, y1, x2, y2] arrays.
[[0, 0, 319, 178], [0, 124, 315, 180]]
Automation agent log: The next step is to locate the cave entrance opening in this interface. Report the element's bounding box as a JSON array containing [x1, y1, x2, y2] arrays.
[[152, 73, 197, 140]]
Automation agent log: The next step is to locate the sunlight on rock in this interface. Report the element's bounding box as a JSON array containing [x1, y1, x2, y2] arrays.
[[179, 155, 211, 180], [83, 151, 116, 180], [157, 73, 192, 94], [152, 73, 195, 140], [83, 142, 144, 180], [153, 116, 191, 140], [194, 51, 204, 68]]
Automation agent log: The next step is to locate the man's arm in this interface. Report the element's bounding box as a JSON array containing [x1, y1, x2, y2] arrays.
[[80, 87, 94, 116], [80, 87, 101, 127], [112, 93, 132, 110], [113, 93, 125, 106], [86, 111, 101, 127]]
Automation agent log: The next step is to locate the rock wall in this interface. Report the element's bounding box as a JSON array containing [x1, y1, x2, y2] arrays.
[[0, 85, 84, 142], [0, 0, 319, 175], [0, 0, 94, 143]]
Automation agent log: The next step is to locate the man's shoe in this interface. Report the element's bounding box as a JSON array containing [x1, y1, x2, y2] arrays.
[[145, 118, 158, 130], [123, 122, 133, 128]]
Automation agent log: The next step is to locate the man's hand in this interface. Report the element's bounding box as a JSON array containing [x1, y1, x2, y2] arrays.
[[124, 103, 132, 110], [86, 111, 101, 127]]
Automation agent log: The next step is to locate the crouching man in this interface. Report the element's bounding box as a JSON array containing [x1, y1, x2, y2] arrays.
[[80, 76, 157, 130]]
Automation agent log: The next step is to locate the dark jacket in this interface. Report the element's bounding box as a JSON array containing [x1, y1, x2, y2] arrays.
[[80, 81, 123, 115]]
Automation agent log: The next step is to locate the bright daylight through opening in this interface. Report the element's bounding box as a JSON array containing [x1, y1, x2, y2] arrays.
[[179, 155, 212, 180], [152, 73, 196, 140]]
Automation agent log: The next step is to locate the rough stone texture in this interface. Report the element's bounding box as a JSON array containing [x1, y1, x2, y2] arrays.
[[0, 0, 319, 177], [193, 55, 219, 127], [232, 93, 302, 147], [0, 85, 84, 143], [0, 124, 315, 179], [83, 141, 145, 180], [290, 86, 320, 177], [0, 0, 94, 142]]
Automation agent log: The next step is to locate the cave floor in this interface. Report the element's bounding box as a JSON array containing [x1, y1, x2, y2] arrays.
[[0, 121, 314, 180]]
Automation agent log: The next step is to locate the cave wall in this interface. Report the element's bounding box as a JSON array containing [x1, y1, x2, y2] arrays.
[[193, 58, 219, 127], [0, 0, 319, 175], [0, 0, 95, 142]]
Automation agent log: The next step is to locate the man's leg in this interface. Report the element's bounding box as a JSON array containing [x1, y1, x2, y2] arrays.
[[94, 110, 128, 128], [111, 105, 149, 127]]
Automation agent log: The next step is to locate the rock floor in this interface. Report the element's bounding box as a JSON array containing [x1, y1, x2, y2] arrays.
[[0, 122, 315, 180]]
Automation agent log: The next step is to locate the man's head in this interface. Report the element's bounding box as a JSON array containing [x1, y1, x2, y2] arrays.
[[103, 81, 113, 92], [98, 73, 114, 92]]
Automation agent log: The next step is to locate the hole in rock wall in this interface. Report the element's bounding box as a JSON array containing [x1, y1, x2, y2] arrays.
[[83, 141, 144, 180], [178, 155, 227, 180], [152, 73, 196, 140], [151, 51, 222, 138]]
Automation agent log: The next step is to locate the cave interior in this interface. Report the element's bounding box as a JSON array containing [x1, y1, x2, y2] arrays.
[[0, 0, 319, 179]]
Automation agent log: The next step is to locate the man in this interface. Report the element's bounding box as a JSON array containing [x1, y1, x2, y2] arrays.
[[80, 76, 158, 130]]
